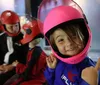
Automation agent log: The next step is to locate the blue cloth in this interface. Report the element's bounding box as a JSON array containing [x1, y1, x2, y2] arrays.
[[44, 57, 98, 85]]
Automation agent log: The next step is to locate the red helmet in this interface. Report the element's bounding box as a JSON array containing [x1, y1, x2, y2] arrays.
[[1, 10, 19, 24], [0, 10, 20, 36], [20, 19, 43, 44]]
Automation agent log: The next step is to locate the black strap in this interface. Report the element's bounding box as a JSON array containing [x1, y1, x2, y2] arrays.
[[17, 46, 42, 85], [23, 46, 42, 80]]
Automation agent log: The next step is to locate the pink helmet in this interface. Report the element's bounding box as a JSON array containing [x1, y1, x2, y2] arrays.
[[38, 0, 87, 32], [38, 0, 91, 64], [43, 6, 92, 64]]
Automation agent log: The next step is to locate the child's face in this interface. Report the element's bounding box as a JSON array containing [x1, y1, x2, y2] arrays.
[[52, 28, 84, 56], [29, 39, 40, 48], [5, 23, 19, 34]]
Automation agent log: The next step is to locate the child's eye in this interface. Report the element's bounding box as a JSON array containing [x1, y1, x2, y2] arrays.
[[58, 39, 64, 42]]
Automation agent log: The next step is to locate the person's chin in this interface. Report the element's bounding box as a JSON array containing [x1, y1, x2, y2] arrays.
[[66, 51, 79, 56]]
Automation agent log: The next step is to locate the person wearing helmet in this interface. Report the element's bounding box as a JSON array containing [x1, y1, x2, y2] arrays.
[[42, 6, 100, 85], [0, 16, 5, 64], [0, 19, 4, 33], [0, 10, 20, 36], [0, 10, 28, 85], [4, 19, 47, 85]]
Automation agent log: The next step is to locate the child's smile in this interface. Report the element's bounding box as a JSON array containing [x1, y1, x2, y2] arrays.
[[53, 28, 84, 56]]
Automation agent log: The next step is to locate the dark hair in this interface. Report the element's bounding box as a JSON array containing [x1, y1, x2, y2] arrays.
[[62, 23, 85, 45]]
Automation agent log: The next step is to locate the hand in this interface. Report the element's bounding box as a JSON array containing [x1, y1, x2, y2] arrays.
[[0, 65, 5, 71], [12, 60, 19, 67], [3, 64, 14, 73], [0, 65, 5, 74], [81, 58, 100, 85], [46, 54, 57, 69]]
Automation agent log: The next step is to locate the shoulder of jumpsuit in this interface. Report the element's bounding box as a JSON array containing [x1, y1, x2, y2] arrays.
[[0, 31, 5, 36], [53, 57, 96, 73], [0, 32, 7, 37], [0, 33, 8, 44], [76, 56, 95, 70]]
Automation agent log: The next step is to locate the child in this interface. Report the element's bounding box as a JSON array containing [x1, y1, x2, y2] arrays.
[[42, 5, 100, 85], [4, 19, 47, 85], [0, 16, 4, 34], [0, 10, 28, 85], [0, 16, 5, 64]]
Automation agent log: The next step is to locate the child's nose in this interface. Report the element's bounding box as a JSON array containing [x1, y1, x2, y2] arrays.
[[64, 42, 73, 50]]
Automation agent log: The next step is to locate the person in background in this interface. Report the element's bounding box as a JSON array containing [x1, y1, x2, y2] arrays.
[[0, 15, 5, 64], [42, 5, 100, 85], [0, 10, 28, 85], [0, 15, 4, 34], [4, 19, 47, 85]]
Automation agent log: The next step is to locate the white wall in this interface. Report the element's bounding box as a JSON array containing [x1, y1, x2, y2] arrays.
[[0, 0, 25, 16], [0, 0, 15, 14]]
